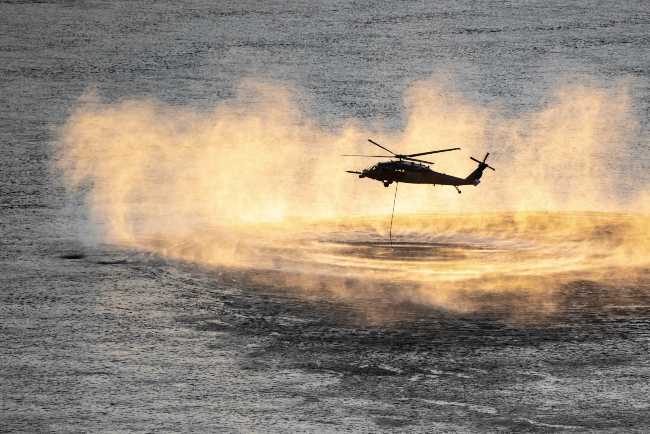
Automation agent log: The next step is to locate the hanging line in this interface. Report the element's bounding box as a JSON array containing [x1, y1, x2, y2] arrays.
[[389, 182, 399, 244]]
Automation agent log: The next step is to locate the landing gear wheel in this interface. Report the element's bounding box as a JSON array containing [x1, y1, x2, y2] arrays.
[[454, 186, 462, 194], [383, 181, 391, 187]]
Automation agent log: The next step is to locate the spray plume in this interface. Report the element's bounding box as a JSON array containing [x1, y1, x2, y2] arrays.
[[56, 77, 650, 319]]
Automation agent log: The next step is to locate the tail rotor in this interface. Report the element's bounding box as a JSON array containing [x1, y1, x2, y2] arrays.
[[465, 152, 495, 185], [470, 153, 495, 171]]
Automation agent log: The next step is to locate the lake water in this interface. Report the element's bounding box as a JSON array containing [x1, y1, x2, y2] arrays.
[[2, 1, 649, 432]]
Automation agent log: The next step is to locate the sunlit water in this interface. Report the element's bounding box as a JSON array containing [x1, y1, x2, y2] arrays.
[[2, 1, 650, 432]]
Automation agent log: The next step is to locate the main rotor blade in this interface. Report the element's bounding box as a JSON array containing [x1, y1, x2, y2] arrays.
[[406, 147, 461, 157], [342, 154, 393, 158], [368, 139, 396, 156], [403, 156, 434, 165]]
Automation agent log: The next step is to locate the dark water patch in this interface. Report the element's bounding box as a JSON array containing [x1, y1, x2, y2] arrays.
[[325, 239, 498, 261], [59, 251, 132, 264], [60, 252, 85, 259], [454, 27, 503, 35], [333, 240, 490, 249], [93, 258, 127, 265], [71, 370, 112, 376]]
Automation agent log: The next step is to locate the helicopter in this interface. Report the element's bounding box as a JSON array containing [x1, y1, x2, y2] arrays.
[[345, 139, 495, 194]]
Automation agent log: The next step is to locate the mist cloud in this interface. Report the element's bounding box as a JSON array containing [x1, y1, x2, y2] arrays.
[[55, 76, 649, 318]]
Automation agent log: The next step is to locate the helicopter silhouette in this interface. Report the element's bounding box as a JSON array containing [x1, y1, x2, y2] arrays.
[[345, 139, 494, 194]]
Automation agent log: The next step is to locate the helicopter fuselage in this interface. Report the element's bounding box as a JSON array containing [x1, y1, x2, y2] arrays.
[[359, 160, 478, 187]]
